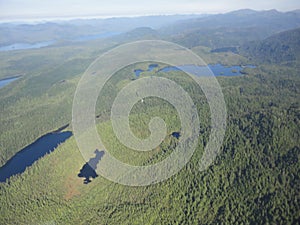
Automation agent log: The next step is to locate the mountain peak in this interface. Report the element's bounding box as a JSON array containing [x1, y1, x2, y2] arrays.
[[262, 9, 281, 15], [228, 9, 258, 15]]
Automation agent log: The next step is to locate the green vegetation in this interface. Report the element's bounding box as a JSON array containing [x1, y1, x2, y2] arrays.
[[0, 40, 117, 167], [162, 9, 300, 49], [0, 52, 299, 224], [191, 46, 248, 66], [240, 28, 300, 64], [0, 11, 299, 224]]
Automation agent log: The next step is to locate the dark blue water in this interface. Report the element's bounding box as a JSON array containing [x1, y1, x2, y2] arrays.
[[0, 77, 20, 89], [0, 41, 54, 52], [134, 64, 159, 77], [148, 64, 158, 72], [159, 64, 256, 76], [134, 69, 144, 77], [171, 132, 181, 139], [0, 131, 72, 182]]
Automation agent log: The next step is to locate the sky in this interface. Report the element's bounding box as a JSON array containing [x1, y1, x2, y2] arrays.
[[0, 0, 299, 22]]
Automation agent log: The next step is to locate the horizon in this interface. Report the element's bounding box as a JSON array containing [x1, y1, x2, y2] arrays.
[[0, 0, 299, 23], [0, 8, 299, 24]]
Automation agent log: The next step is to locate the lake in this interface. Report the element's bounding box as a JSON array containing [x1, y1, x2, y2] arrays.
[[0, 131, 72, 182], [0, 76, 20, 89], [134, 64, 158, 77], [159, 64, 256, 76], [0, 41, 54, 52], [135, 64, 255, 77], [0, 32, 121, 52]]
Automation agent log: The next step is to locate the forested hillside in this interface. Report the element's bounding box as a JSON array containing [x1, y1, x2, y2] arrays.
[[0, 9, 299, 225], [240, 28, 300, 64], [0, 60, 299, 224], [160, 9, 300, 48]]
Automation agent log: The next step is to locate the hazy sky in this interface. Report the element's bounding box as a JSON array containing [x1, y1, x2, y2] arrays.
[[0, 0, 299, 21]]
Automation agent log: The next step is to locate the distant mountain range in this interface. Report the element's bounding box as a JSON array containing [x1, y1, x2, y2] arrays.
[[162, 9, 300, 48], [1, 9, 300, 65], [112, 27, 159, 42], [1, 9, 300, 48], [0, 15, 202, 46]]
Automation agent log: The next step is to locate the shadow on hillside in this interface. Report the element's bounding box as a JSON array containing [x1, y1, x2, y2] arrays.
[[78, 149, 104, 184]]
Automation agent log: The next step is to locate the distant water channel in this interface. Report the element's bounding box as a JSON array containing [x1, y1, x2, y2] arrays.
[[0, 32, 121, 52], [0, 41, 54, 52], [0, 131, 72, 182], [0, 76, 20, 89]]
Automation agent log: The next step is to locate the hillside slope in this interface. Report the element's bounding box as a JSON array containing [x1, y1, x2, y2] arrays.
[[240, 28, 300, 64], [161, 9, 300, 48]]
